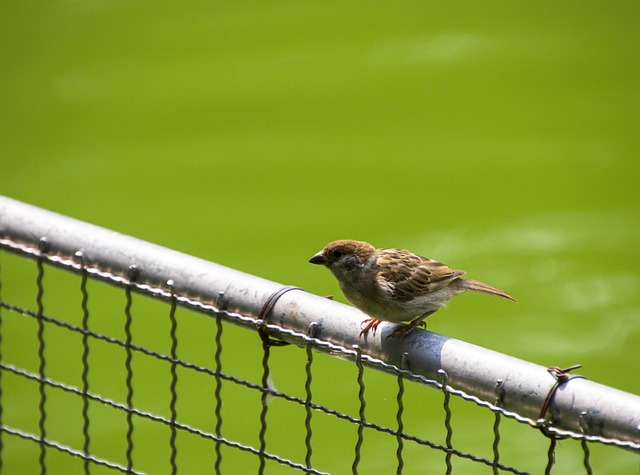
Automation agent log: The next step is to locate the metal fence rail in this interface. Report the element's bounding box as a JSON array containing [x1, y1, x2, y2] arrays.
[[0, 196, 639, 474]]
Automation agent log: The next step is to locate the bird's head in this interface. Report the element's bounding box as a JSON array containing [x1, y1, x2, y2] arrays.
[[309, 240, 376, 277]]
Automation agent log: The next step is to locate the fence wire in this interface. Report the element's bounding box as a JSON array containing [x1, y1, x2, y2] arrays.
[[0, 233, 638, 474]]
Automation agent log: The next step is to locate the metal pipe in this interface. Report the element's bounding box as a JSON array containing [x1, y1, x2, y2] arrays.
[[1, 195, 638, 449]]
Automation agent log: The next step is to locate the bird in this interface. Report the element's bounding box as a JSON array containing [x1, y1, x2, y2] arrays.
[[309, 240, 515, 338]]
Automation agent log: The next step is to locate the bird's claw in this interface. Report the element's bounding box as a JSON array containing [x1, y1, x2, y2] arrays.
[[359, 318, 383, 338], [387, 324, 418, 339], [386, 318, 428, 339]]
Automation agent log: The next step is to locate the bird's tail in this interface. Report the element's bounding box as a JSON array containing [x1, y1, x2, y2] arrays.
[[457, 279, 516, 301]]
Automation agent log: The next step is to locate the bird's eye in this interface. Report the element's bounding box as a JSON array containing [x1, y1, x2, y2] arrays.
[[331, 250, 343, 259]]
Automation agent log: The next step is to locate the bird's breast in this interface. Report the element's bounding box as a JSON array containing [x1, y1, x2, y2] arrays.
[[339, 279, 457, 323]]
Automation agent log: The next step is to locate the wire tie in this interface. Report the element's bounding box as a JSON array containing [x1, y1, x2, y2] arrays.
[[215, 291, 228, 311], [494, 379, 505, 407], [127, 264, 139, 283], [307, 322, 320, 339], [400, 352, 409, 371], [539, 364, 586, 436], [38, 237, 50, 254], [256, 286, 303, 348], [579, 411, 591, 433]]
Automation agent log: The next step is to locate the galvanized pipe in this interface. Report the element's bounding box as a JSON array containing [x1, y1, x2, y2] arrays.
[[1, 195, 638, 449]]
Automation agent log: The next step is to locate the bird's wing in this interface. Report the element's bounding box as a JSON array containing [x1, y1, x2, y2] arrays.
[[376, 248, 465, 301]]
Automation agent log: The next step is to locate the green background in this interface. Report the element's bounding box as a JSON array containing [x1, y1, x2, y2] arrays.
[[1, 1, 639, 473]]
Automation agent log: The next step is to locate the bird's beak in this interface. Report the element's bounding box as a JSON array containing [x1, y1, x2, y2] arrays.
[[309, 251, 327, 265]]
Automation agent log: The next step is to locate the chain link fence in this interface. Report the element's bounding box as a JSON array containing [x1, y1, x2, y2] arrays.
[[1, 197, 638, 474]]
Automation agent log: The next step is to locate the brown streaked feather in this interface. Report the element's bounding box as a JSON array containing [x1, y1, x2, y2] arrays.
[[376, 248, 465, 301]]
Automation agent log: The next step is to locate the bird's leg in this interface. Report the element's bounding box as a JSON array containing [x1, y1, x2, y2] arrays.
[[360, 318, 383, 337], [389, 311, 435, 338]]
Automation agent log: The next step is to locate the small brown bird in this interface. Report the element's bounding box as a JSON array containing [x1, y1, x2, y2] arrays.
[[309, 240, 515, 337]]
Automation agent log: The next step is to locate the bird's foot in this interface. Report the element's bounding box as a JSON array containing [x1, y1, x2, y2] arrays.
[[387, 317, 428, 339], [388, 323, 419, 339], [360, 318, 383, 338]]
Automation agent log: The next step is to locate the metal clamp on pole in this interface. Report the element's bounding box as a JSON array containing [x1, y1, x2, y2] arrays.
[[257, 286, 303, 347], [539, 364, 586, 435]]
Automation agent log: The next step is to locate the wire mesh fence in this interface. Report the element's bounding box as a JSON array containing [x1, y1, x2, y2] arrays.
[[0, 197, 639, 474]]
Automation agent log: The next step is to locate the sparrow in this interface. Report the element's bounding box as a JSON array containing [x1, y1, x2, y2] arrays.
[[309, 240, 515, 338]]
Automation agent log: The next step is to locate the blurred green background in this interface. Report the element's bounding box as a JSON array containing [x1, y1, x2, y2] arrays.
[[1, 1, 639, 473]]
